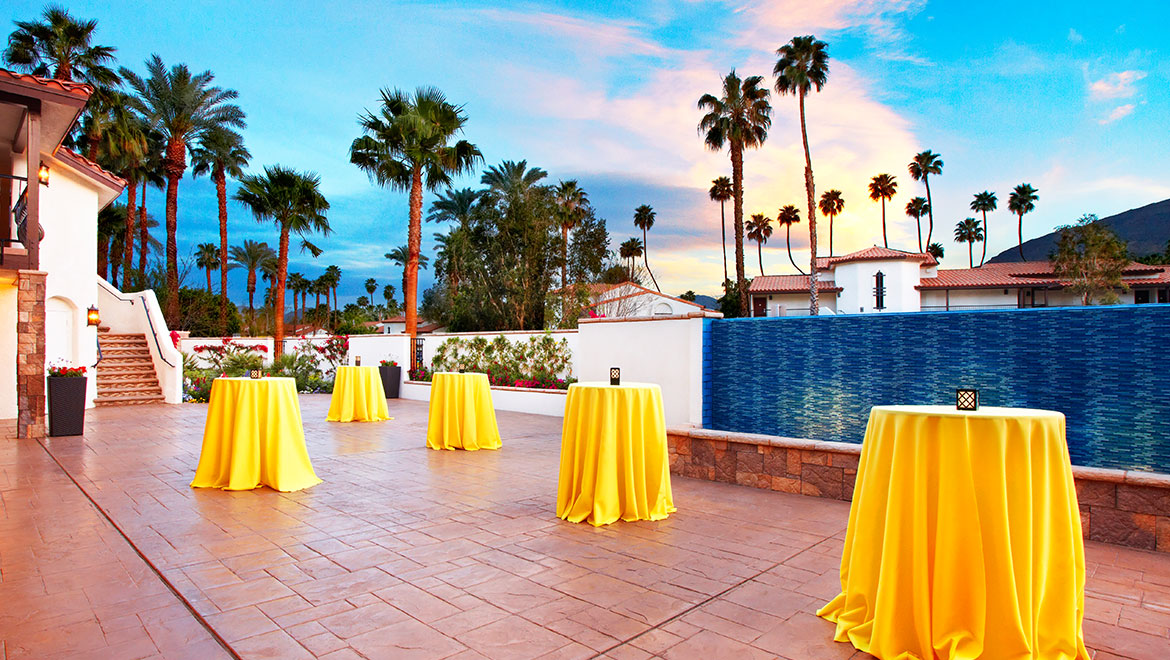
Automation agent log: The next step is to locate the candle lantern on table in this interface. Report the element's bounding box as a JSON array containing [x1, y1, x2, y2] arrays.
[[610, 367, 621, 386], [249, 369, 262, 379], [956, 388, 979, 411]]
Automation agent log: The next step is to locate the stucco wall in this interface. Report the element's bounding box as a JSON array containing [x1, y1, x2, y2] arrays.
[[0, 282, 15, 418], [835, 259, 921, 313]]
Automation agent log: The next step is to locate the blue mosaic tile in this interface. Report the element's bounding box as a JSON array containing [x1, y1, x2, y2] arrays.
[[704, 305, 1170, 473]]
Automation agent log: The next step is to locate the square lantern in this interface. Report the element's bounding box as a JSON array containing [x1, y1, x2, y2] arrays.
[[956, 388, 979, 411], [610, 367, 621, 386], [355, 356, 361, 366], [249, 369, 262, 380]]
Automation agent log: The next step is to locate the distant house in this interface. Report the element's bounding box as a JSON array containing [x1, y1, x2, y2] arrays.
[[749, 246, 1170, 316], [578, 282, 712, 319], [373, 315, 445, 335]]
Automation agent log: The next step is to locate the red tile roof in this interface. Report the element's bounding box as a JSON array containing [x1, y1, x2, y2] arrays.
[[917, 261, 1170, 290], [0, 68, 92, 99], [819, 246, 937, 270], [56, 147, 127, 190], [749, 275, 843, 294]]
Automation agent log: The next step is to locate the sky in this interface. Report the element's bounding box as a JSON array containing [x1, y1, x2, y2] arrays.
[[6, 0, 1169, 305]]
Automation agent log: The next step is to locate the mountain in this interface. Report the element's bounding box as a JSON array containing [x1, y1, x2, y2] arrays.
[[987, 198, 1170, 263], [693, 294, 718, 309]]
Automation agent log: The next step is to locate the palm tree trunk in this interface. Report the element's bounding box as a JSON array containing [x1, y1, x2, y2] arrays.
[[881, 201, 888, 248], [1018, 213, 1025, 260], [163, 135, 185, 325], [138, 181, 148, 288], [829, 213, 834, 257], [247, 273, 256, 332], [274, 227, 289, 358], [642, 227, 660, 292], [123, 176, 137, 289], [720, 200, 728, 284], [206, 268, 212, 293], [561, 226, 570, 325], [98, 235, 109, 280], [730, 144, 747, 316], [757, 241, 764, 276], [214, 166, 230, 334], [916, 214, 922, 253], [979, 211, 988, 267], [968, 242, 973, 268], [799, 89, 819, 315], [924, 176, 934, 248], [786, 225, 803, 274], [405, 167, 423, 339]]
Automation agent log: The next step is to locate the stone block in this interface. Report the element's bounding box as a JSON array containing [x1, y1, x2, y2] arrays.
[[770, 476, 801, 494], [736, 450, 763, 475], [1158, 517, 1170, 553], [1075, 480, 1116, 508], [763, 449, 787, 476], [802, 450, 828, 466], [736, 471, 769, 489], [682, 464, 711, 480], [829, 453, 859, 470], [673, 436, 691, 456], [1088, 507, 1156, 550], [786, 449, 803, 477], [692, 439, 715, 467], [714, 449, 736, 483], [1116, 484, 1170, 514], [801, 465, 843, 500]]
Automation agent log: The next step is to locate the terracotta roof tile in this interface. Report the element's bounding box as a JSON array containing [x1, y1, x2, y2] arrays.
[[917, 261, 1170, 289], [821, 246, 937, 269], [0, 68, 93, 98], [57, 147, 127, 188], [749, 275, 843, 294]]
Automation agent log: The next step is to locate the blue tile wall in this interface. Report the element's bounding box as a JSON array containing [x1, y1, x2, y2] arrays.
[[705, 305, 1170, 473]]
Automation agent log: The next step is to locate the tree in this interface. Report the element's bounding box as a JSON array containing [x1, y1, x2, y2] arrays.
[[746, 213, 773, 276], [954, 218, 984, 268], [481, 160, 547, 204], [229, 240, 275, 332], [927, 242, 945, 260], [818, 189, 844, 257], [121, 55, 244, 324], [709, 177, 733, 284], [633, 204, 660, 292], [234, 166, 330, 355], [192, 126, 251, 333], [1008, 183, 1039, 260], [350, 87, 481, 340], [698, 70, 772, 316], [776, 205, 804, 274], [136, 129, 166, 288], [908, 151, 943, 247], [554, 180, 590, 319], [90, 95, 148, 289], [680, 290, 697, 302], [386, 245, 429, 313], [1052, 214, 1129, 305], [775, 35, 829, 314], [97, 203, 125, 282], [364, 278, 377, 299], [194, 243, 220, 292], [382, 284, 398, 314], [905, 197, 929, 253], [427, 187, 482, 226], [620, 238, 644, 281], [3, 6, 118, 84], [323, 264, 342, 317], [287, 272, 309, 328], [970, 191, 998, 267], [868, 174, 898, 248]]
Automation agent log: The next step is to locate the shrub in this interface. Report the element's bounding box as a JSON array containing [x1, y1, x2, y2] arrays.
[[427, 333, 575, 389], [184, 371, 215, 402], [192, 337, 267, 372], [222, 351, 265, 376]]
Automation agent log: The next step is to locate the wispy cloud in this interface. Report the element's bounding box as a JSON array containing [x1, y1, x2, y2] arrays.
[[733, 0, 929, 64], [1100, 103, 1135, 124], [1068, 28, 1084, 44], [1088, 70, 1146, 100]]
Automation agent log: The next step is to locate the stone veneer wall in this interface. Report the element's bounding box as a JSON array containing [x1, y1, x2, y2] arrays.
[[17, 270, 47, 439], [668, 427, 1170, 554]]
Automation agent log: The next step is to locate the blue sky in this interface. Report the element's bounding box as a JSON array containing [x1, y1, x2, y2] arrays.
[[6, 1, 1168, 303]]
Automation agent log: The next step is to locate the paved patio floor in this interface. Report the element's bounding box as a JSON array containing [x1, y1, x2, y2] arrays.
[[2, 396, 1169, 659]]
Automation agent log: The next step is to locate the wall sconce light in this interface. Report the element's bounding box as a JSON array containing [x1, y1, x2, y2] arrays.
[[610, 367, 621, 386], [956, 388, 979, 411], [86, 305, 100, 327], [38, 163, 50, 186]]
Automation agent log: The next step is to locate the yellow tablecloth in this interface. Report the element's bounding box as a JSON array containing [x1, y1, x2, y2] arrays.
[[818, 405, 1089, 660], [426, 372, 501, 451], [557, 382, 675, 526], [192, 377, 322, 492], [327, 366, 391, 422]]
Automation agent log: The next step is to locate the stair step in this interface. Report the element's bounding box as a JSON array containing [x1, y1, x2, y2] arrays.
[[101, 347, 151, 355], [94, 393, 165, 407], [98, 357, 154, 366], [100, 382, 162, 394], [97, 367, 156, 378], [99, 339, 149, 348]]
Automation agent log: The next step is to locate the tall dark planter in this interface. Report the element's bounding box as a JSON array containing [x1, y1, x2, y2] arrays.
[[379, 365, 401, 399], [48, 376, 87, 437]]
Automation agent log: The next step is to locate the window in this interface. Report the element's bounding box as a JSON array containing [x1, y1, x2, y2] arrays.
[[1135, 290, 1150, 304], [873, 271, 886, 310]]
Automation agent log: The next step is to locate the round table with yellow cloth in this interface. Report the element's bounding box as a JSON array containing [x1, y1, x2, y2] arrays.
[[818, 405, 1089, 660], [425, 372, 502, 451], [557, 382, 675, 526], [191, 377, 322, 492], [327, 366, 391, 422]]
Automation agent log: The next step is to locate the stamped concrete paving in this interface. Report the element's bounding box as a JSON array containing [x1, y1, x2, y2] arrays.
[[3, 396, 1169, 659]]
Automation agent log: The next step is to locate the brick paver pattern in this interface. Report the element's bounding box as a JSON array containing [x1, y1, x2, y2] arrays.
[[2, 396, 1169, 659]]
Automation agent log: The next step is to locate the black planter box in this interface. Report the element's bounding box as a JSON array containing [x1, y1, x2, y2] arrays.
[[379, 365, 401, 399], [48, 376, 87, 436]]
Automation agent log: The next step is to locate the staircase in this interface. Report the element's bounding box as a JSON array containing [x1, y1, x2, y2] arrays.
[[95, 330, 165, 407]]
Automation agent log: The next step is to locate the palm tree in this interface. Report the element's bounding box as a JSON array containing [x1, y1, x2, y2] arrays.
[[312, 276, 330, 322], [619, 238, 644, 281], [905, 197, 930, 253], [350, 87, 481, 340], [230, 240, 274, 331], [708, 177, 733, 283], [698, 70, 772, 316], [234, 166, 330, 355], [427, 187, 482, 227], [364, 278, 377, 300], [192, 126, 251, 333], [868, 174, 898, 248], [776, 205, 805, 274], [633, 204, 660, 292], [746, 214, 774, 276], [97, 203, 125, 282], [194, 243, 220, 292], [382, 284, 396, 310], [121, 55, 245, 324], [927, 242, 945, 261], [970, 191, 998, 266], [385, 245, 429, 312], [323, 264, 342, 317], [3, 6, 119, 84], [954, 218, 985, 268], [818, 189, 844, 256], [1008, 184, 1039, 260], [908, 150, 943, 247], [553, 180, 590, 321], [481, 160, 547, 205], [93, 96, 147, 285], [136, 129, 166, 287], [287, 272, 309, 328], [775, 35, 829, 313]]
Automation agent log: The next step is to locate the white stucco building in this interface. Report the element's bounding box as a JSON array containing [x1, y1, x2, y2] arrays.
[[750, 246, 1170, 316], [582, 282, 711, 319]]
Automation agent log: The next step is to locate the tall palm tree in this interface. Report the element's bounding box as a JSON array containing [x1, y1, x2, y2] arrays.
[[364, 278, 377, 300], [194, 243, 220, 292], [385, 245, 429, 313], [192, 126, 251, 333], [481, 160, 547, 205], [633, 204, 660, 292], [927, 242, 945, 261], [234, 167, 330, 355], [775, 35, 829, 313], [1007, 184, 1039, 260], [93, 95, 147, 285], [323, 264, 342, 318], [121, 55, 245, 324], [970, 191, 998, 266], [97, 203, 125, 282], [230, 240, 274, 332], [554, 180, 590, 321], [382, 284, 396, 311], [698, 70, 772, 316], [954, 218, 985, 268], [818, 189, 844, 256], [287, 272, 309, 328], [746, 213, 773, 276], [620, 238, 644, 281], [312, 276, 330, 322], [136, 129, 166, 287], [709, 177, 733, 283], [905, 197, 929, 253], [350, 87, 481, 339], [908, 150, 943, 247], [427, 187, 482, 227], [868, 174, 898, 248], [776, 205, 804, 274], [3, 6, 118, 84]]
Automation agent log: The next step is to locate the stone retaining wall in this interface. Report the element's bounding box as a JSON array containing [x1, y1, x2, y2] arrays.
[[668, 427, 1170, 554]]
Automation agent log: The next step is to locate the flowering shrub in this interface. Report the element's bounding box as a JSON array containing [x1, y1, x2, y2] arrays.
[[48, 363, 86, 377], [169, 330, 181, 349], [379, 359, 398, 367], [192, 337, 268, 372], [424, 333, 575, 390], [184, 375, 214, 403], [409, 365, 431, 381], [313, 335, 349, 373]]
